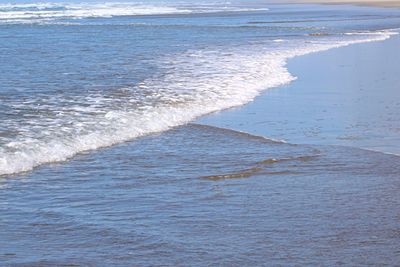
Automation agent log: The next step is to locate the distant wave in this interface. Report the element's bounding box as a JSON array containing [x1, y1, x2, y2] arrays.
[[0, 29, 397, 176], [0, 2, 269, 24]]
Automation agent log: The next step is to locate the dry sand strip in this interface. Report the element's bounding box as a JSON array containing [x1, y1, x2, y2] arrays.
[[289, 0, 400, 7]]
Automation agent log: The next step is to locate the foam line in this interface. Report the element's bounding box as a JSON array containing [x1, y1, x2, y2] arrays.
[[0, 30, 397, 176]]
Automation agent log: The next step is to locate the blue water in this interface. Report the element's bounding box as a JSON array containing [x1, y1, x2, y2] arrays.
[[1, 1, 400, 266]]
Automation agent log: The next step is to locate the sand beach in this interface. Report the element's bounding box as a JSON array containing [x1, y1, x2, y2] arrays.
[[199, 31, 400, 155], [1, 1, 400, 266], [293, 0, 400, 7]]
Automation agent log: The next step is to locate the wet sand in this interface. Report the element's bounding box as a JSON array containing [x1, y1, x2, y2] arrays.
[[1, 3, 400, 266], [198, 32, 400, 154], [292, 0, 400, 8]]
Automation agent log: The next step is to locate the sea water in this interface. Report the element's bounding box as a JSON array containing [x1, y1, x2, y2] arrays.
[[1, 1, 400, 266]]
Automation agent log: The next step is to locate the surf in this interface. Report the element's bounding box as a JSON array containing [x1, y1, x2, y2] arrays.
[[0, 28, 396, 176]]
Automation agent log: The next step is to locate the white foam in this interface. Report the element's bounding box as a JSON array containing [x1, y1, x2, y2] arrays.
[[0, 3, 190, 20], [0, 2, 269, 23], [0, 30, 397, 176]]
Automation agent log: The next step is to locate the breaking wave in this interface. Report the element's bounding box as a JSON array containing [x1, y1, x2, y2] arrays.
[[0, 29, 397, 176], [0, 2, 269, 24]]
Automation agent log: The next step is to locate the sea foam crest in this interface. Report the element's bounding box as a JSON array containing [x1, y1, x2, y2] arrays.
[[0, 2, 190, 20], [0, 2, 269, 23], [0, 30, 397, 176]]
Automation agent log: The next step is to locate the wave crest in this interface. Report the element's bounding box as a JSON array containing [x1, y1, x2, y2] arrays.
[[0, 30, 397, 176]]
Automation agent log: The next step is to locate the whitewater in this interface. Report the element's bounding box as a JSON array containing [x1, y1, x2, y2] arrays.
[[0, 31, 396, 175], [0, 2, 269, 24], [0, 1, 399, 176], [2, 3, 400, 266]]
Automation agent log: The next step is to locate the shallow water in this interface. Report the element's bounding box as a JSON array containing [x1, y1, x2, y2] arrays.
[[199, 33, 400, 155], [1, 124, 400, 266], [1, 1, 400, 175], [1, 1, 400, 266]]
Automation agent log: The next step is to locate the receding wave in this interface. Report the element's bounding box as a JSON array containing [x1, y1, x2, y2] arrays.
[[0, 30, 397, 176], [202, 169, 301, 180], [201, 155, 317, 180]]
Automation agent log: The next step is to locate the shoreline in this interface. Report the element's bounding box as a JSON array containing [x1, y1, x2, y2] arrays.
[[289, 0, 400, 8], [1, 4, 399, 177], [198, 31, 400, 155]]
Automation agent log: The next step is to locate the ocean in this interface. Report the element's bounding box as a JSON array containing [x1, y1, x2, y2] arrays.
[[1, 1, 400, 266]]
